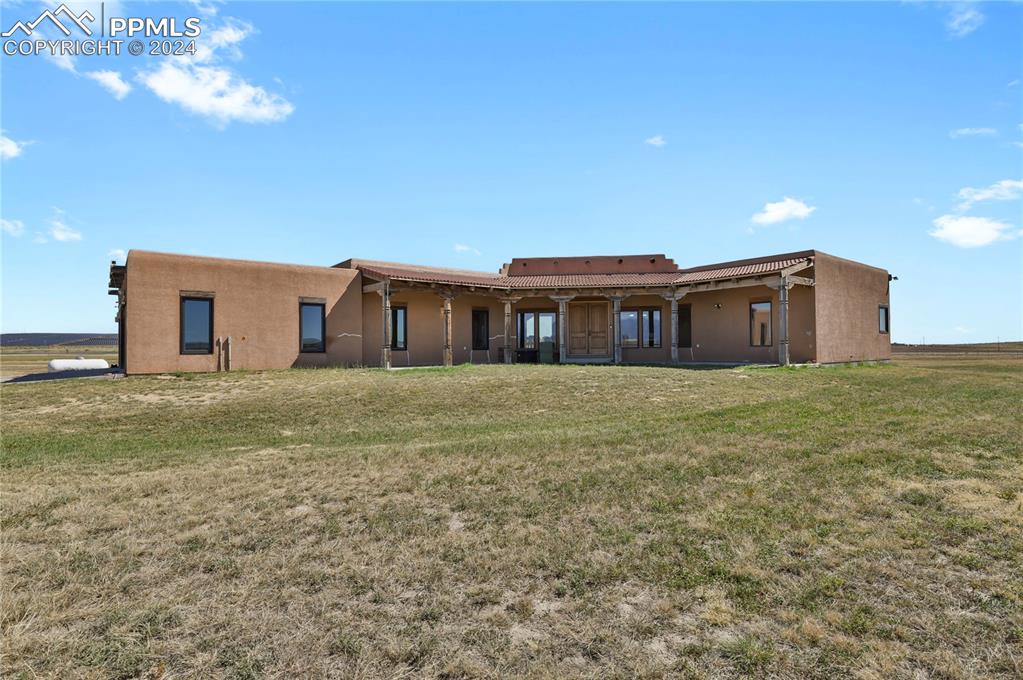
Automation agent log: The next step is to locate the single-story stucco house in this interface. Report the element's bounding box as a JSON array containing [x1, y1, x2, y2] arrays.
[[106, 249, 892, 374]]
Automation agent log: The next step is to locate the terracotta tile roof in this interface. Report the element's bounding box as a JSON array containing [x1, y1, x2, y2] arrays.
[[349, 251, 814, 290], [674, 255, 813, 284], [354, 263, 505, 288]]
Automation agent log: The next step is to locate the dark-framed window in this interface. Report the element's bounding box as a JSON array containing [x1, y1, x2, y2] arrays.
[[879, 305, 890, 334], [750, 301, 772, 347], [640, 309, 661, 348], [300, 302, 326, 353], [472, 308, 489, 350], [517, 310, 556, 349], [180, 296, 213, 355], [621, 308, 661, 348], [678, 304, 692, 348], [391, 306, 407, 350]]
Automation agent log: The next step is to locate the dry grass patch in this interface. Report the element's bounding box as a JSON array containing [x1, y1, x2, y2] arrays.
[[2, 359, 1021, 678]]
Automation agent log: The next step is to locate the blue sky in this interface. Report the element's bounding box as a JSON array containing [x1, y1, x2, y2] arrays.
[[2, 1, 1021, 343]]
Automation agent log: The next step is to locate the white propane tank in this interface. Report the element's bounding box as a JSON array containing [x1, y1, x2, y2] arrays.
[[47, 358, 110, 372]]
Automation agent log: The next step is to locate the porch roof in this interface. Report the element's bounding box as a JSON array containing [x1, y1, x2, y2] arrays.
[[341, 250, 815, 292]]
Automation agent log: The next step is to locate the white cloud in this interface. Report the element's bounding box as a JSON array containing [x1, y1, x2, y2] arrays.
[[751, 197, 816, 225], [949, 127, 997, 138], [195, 19, 253, 62], [953, 325, 973, 334], [134, 12, 292, 126], [1, 218, 26, 237], [644, 135, 666, 147], [29, 2, 289, 124], [48, 210, 83, 242], [929, 215, 1016, 248], [84, 70, 132, 100], [0, 133, 28, 160], [108, 248, 126, 261], [32, 233, 48, 244], [946, 4, 984, 37], [139, 61, 293, 125], [454, 243, 481, 256], [34, 9, 132, 102], [957, 179, 1023, 211]]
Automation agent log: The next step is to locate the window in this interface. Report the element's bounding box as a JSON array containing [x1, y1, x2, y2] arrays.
[[472, 309, 489, 350], [620, 310, 639, 348], [538, 312, 555, 344], [621, 309, 661, 348], [391, 306, 407, 350], [640, 309, 661, 348], [517, 311, 557, 349], [678, 304, 692, 348], [518, 311, 535, 348], [300, 302, 325, 352], [180, 297, 213, 355], [879, 305, 890, 334], [750, 301, 772, 346]]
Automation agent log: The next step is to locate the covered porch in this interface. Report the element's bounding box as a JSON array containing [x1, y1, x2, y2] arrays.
[[358, 258, 815, 369]]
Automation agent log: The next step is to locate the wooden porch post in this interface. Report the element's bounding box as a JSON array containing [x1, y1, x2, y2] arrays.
[[609, 295, 624, 364], [378, 284, 392, 370], [550, 295, 575, 363], [441, 293, 454, 367], [661, 290, 688, 365], [500, 297, 515, 364], [778, 276, 791, 366], [663, 293, 679, 365]]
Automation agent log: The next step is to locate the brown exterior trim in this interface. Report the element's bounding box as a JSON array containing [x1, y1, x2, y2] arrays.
[[299, 301, 327, 354], [748, 297, 773, 348], [390, 305, 408, 351], [180, 296, 214, 355]]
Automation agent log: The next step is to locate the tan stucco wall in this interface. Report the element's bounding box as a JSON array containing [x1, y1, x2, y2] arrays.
[[124, 251, 362, 374], [669, 285, 815, 364], [813, 253, 891, 363], [361, 290, 508, 367]]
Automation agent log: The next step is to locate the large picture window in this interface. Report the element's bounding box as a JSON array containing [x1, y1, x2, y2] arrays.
[[180, 297, 213, 355], [472, 309, 489, 350], [678, 304, 692, 348], [621, 308, 661, 348], [750, 301, 772, 346], [300, 302, 326, 353], [518, 311, 556, 349], [879, 305, 890, 334], [391, 306, 407, 350]]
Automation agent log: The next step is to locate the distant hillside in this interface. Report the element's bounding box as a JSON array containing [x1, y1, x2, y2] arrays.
[[1, 333, 118, 347]]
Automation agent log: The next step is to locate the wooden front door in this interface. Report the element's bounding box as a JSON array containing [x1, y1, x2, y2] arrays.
[[568, 302, 610, 356]]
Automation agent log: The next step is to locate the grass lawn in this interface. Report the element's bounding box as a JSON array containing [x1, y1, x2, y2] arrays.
[[2, 359, 1021, 678]]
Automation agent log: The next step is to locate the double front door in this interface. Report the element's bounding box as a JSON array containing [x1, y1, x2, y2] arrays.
[[568, 301, 610, 356]]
